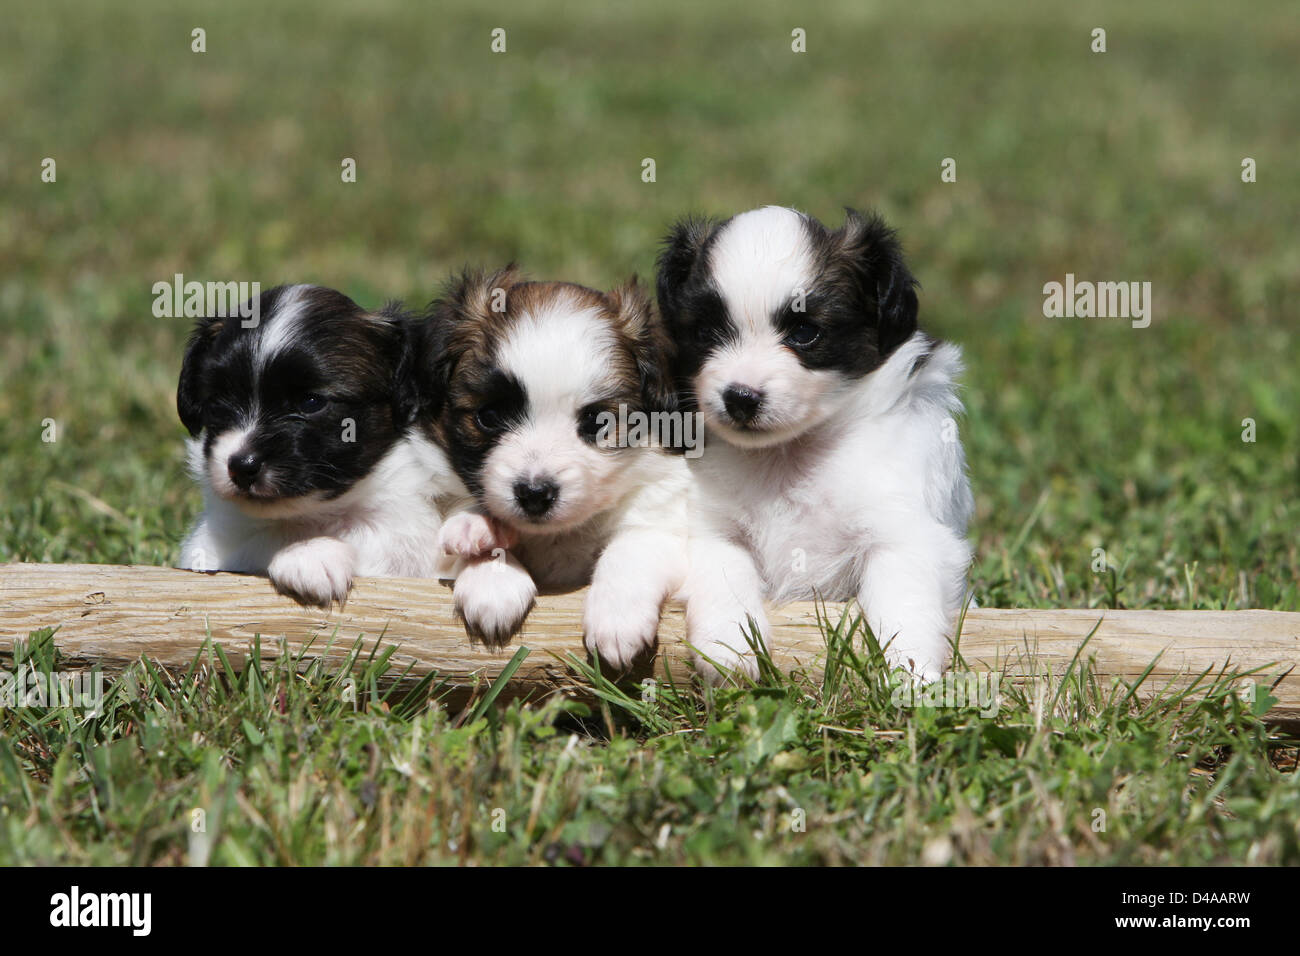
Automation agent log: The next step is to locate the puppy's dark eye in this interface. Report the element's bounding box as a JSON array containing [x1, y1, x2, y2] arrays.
[[693, 323, 714, 345], [475, 406, 505, 432], [577, 405, 608, 444], [298, 394, 327, 414], [785, 323, 820, 348]]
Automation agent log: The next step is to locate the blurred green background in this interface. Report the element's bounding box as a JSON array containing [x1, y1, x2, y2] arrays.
[[2, 0, 1297, 610]]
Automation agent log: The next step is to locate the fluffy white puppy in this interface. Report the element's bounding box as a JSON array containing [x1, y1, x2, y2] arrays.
[[657, 206, 974, 682]]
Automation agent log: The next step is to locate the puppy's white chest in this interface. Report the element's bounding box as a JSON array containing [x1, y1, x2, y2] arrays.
[[707, 446, 864, 603]]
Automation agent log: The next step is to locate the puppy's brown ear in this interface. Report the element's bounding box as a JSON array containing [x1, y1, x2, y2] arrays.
[[608, 277, 677, 415], [439, 264, 525, 324], [655, 216, 718, 328], [176, 314, 226, 436], [426, 264, 525, 377], [833, 208, 919, 356]]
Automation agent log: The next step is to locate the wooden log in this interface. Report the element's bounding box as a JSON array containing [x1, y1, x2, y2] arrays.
[[1, 563, 1298, 723]]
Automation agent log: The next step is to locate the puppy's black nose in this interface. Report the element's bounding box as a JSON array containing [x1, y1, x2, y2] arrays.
[[513, 477, 559, 518], [722, 384, 764, 424], [228, 451, 264, 489]]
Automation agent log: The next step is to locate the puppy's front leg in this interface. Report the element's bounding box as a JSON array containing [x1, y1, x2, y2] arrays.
[[451, 550, 537, 646], [857, 523, 971, 683], [683, 535, 770, 684], [583, 529, 685, 672], [179, 517, 218, 572], [267, 536, 357, 607]]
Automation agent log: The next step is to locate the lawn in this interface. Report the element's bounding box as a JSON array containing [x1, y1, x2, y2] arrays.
[[1, 0, 1297, 864]]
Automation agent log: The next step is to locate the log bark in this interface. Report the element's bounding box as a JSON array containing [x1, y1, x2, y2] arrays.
[[2, 563, 1297, 724]]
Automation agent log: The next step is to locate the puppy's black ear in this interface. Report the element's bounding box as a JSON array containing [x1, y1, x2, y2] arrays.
[[176, 316, 224, 436], [609, 277, 677, 415], [381, 304, 423, 428], [833, 208, 919, 356], [655, 216, 717, 326]]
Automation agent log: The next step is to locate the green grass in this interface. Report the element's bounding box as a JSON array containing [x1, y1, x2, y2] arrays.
[[3, 621, 1295, 865], [1, 0, 1297, 864]]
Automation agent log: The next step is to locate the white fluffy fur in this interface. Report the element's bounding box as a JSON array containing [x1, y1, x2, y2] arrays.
[[682, 207, 974, 682], [180, 429, 462, 606], [439, 288, 689, 666]]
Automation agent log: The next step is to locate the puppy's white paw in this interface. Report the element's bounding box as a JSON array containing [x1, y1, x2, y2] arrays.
[[453, 555, 537, 645], [583, 588, 661, 672], [877, 632, 949, 685], [687, 617, 765, 686], [268, 538, 355, 607], [885, 652, 945, 686], [179, 523, 219, 572], [179, 544, 212, 572], [438, 512, 518, 559], [890, 659, 944, 688], [691, 639, 760, 685]]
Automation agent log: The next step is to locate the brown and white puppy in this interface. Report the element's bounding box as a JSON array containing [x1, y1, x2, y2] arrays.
[[419, 268, 689, 669]]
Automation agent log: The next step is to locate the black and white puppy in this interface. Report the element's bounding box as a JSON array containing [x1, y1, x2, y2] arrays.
[[658, 206, 974, 682], [177, 284, 461, 605], [421, 268, 689, 668]]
